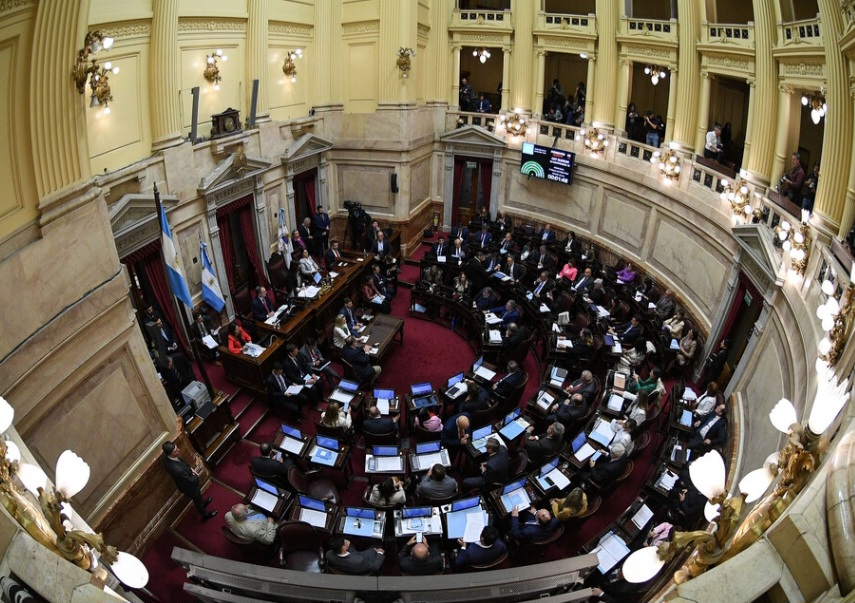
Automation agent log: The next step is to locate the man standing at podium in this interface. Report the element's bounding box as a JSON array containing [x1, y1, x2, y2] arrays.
[[161, 441, 216, 519]]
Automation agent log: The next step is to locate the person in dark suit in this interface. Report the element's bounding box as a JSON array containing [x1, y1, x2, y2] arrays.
[[324, 239, 343, 270], [701, 339, 730, 391], [509, 506, 559, 545], [538, 224, 556, 244], [502, 323, 530, 350], [297, 217, 314, 253], [503, 256, 525, 283], [612, 314, 643, 346], [564, 231, 582, 259], [587, 443, 631, 489], [153, 318, 179, 357], [458, 381, 490, 414], [474, 286, 499, 311], [547, 393, 588, 427], [474, 225, 492, 249], [687, 402, 728, 452], [565, 370, 597, 405], [462, 438, 509, 489], [583, 279, 607, 306], [313, 205, 331, 256], [161, 441, 216, 519], [489, 300, 521, 329], [450, 238, 467, 262], [398, 536, 444, 575], [573, 268, 595, 295], [325, 537, 385, 575], [160, 355, 194, 400], [371, 231, 392, 259], [498, 232, 515, 255], [483, 249, 503, 273], [363, 405, 399, 435], [450, 222, 469, 243], [531, 271, 555, 299], [339, 299, 362, 332], [265, 363, 306, 420], [525, 422, 565, 463], [532, 246, 557, 273], [251, 286, 276, 320], [299, 337, 341, 387], [492, 360, 525, 398], [341, 336, 381, 385], [191, 312, 221, 363], [251, 442, 293, 481], [282, 343, 321, 404], [440, 413, 471, 460], [454, 526, 507, 570], [431, 236, 448, 259]]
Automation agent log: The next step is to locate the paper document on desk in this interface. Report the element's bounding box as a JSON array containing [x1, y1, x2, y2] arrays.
[[463, 511, 486, 543], [251, 489, 279, 513], [484, 312, 502, 325], [202, 335, 219, 349], [437, 256, 447, 263], [298, 286, 320, 298], [489, 329, 502, 343], [286, 385, 304, 395], [574, 442, 596, 462], [329, 271, 340, 278], [682, 387, 698, 401], [374, 456, 401, 472], [242, 343, 265, 358], [590, 418, 617, 447], [631, 504, 654, 529], [368, 346, 379, 354], [655, 469, 679, 491], [536, 391, 555, 410], [607, 394, 625, 412], [541, 467, 571, 491], [376, 398, 390, 414], [611, 341, 623, 354], [556, 337, 573, 349], [595, 305, 610, 318], [595, 533, 630, 573], [371, 295, 384, 305], [648, 302, 657, 309], [330, 390, 353, 405], [539, 303, 551, 313]]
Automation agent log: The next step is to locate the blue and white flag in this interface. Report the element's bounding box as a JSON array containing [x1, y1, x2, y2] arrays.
[[200, 242, 225, 312], [278, 208, 293, 269], [159, 204, 194, 308]]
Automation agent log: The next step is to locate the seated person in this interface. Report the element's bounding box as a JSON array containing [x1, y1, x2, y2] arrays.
[[339, 298, 363, 333], [416, 464, 458, 499], [324, 238, 344, 269], [341, 336, 382, 385], [160, 355, 194, 398], [539, 223, 557, 244], [458, 381, 490, 414], [509, 505, 560, 546], [398, 535, 443, 575], [619, 389, 650, 425], [564, 370, 597, 405], [655, 289, 676, 323], [474, 225, 492, 249], [461, 438, 509, 490], [251, 442, 293, 481], [644, 521, 674, 547], [557, 259, 578, 283], [191, 311, 221, 362], [663, 308, 685, 339], [483, 250, 503, 273], [363, 404, 399, 435], [299, 336, 341, 386], [320, 401, 352, 430], [298, 248, 320, 281], [492, 360, 525, 397], [627, 368, 665, 399], [550, 487, 588, 522], [531, 270, 555, 299], [371, 230, 392, 259], [488, 300, 520, 329], [282, 343, 322, 404], [362, 275, 391, 314], [369, 476, 407, 506], [325, 537, 385, 575], [225, 503, 277, 545], [415, 406, 442, 431], [452, 272, 472, 300], [565, 328, 594, 359], [450, 238, 467, 262], [687, 402, 728, 452], [617, 339, 649, 373], [532, 246, 557, 273], [422, 265, 444, 288], [332, 314, 351, 349], [691, 382, 722, 418], [474, 286, 499, 311], [610, 418, 637, 456], [227, 322, 252, 353], [440, 413, 471, 458], [666, 480, 706, 526], [611, 314, 643, 346], [573, 268, 595, 294], [454, 525, 507, 570], [502, 322, 530, 349], [502, 256, 525, 283], [251, 286, 276, 320], [372, 263, 395, 298], [546, 392, 587, 427], [616, 262, 637, 285], [586, 442, 631, 489], [265, 362, 307, 421], [498, 231, 515, 254], [450, 222, 469, 243], [524, 421, 565, 463], [673, 327, 698, 370], [431, 236, 448, 259]]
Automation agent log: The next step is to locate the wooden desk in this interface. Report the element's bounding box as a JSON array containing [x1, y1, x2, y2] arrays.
[[219, 336, 287, 397], [527, 461, 576, 499], [361, 314, 404, 360], [246, 487, 292, 520], [186, 391, 241, 465]]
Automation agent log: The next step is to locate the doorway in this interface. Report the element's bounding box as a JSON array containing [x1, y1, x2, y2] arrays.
[[453, 157, 493, 226], [713, 273, 764, 390]]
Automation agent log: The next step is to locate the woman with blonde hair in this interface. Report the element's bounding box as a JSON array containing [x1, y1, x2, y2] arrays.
[[550, 487, 588, 522], [321, 401, 352, 429], [333, 314, 350, 349]]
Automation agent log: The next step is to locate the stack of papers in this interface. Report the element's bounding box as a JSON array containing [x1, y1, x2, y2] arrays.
[[251, 489, 279, 512], [376, 398, 390, 414], [631, 504, 654, 530], [556, 337, 573, 349], [537, 468, 571, 491], [242, 343, 266, 358], [593, 532, 631, 573], [488, 329, 502, 343], [330, 390, 354, 405], [286, 385, 304, 395], [655, 469, 679, 491], [573, 442, 597, 462], [536, 391, 555, 410], [484, 312, 502, 325], [611, 341, 623, 354], [329, 271, 340, 278], [202, 335, 219, 349], [463, 512, 486, 543], [595, 305, 611, 318], [539, 303, 551, 313], [298, 286, 320, 298], [607, 393, 625, 413], [589, 418, 616, 447]]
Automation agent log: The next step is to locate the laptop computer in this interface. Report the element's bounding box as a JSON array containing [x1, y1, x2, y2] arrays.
[[411, 441, 450, 471], [308, 439, 339, 467], [470, 424, 494, 450], [254, 478, 281, 496], [450, 496, 481, 512], [279, 424, 305, 455], [415, 441, 441, 454], [413, 394, 440, 408], [570, 431, 587, 454], [298, 495, 328, 527], [316, 435, 340, 451], [499, 408, 529, 441], [410, 382, 434, 397], [446, 372, 468, 399], [472, 356, 497, 380], [374, 388, 395, 401], [368, 445, 401, 472], [500, 478, 531, 513], [313, 272, 322, 285], [338, 379, 361, 393], [347, 507, 375, 519]]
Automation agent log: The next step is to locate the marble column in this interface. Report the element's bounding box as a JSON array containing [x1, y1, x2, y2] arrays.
[[246, 0, 270, 123], [30, 0, 90, 198], [500, 46, 511, 112], [428, 0, 450, 105], [451, 45, 461, 108], [827, 424, 855, 596], [614, 59, 632, 135], [814, 0, 853, 233], [533, 49, 547, 118], [593, 0, 619, 128], [510, 0, 535, 112], [741, 80, 757, 172], [150, 0, 183, 150], [841, 88, 855, 237], [694, 72, 714, 155], [585, 57, 596, 124], [664, 66, 679, 144], [742, 0, 777, 184], [770, 85, 796, 186], [313, 0, 342, 110], [379, 0, 416, 106], [673, 0, 702, 150]]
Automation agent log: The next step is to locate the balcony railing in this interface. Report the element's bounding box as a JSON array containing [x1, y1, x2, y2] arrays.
[[619, 17, 678, 43], [538, 12, 597, 35], [702, 22, 754, 48], [779, 16, 822, 47], [452, 9, 511, 28]]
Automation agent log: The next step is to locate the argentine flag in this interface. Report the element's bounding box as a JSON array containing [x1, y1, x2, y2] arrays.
[[278, 208, 293, 269], [159, 204, 194, 308], [200, 242, 225, 312]]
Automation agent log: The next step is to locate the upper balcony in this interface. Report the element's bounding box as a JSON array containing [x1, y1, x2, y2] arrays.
[[700, 21, 755, 52], [775, 14, 823, 59], [618, 16, 678, 45], [535, 11, 597, 37], [451, 7, 513, 33]]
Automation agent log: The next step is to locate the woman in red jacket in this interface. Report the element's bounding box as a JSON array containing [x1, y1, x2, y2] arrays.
[[227, 323, 251, 353]]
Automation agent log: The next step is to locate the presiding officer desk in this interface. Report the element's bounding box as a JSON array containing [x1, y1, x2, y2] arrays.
[[219, 254, 374, 396]]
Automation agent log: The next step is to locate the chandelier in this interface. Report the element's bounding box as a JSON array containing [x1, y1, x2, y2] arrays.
[[499, 110, 526, 137], [71, 31, 119, 112], [575, 127, 609, 155], [203, 49, 228, 90], [473, 48, 492, 64], [801, 90, 827, 124], [650, 148, 681, 182], [644, 64, 668, 85], [282, 49, 302, 83]]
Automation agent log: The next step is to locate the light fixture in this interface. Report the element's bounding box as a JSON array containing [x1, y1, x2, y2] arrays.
[[775, 214, 811, 275], [738, 466, 775, 503], [282, 49, 302, 83], [650, 148, 681, 182], [769, 398, 798, 433], [576, 127, 609, 155], [807, 367, 850, 435], [110, 551, 150, 589], [644, 64, 668, 85], [719, 177, 752, 218], [499, 110, 526, 137], [473, 47, 491, 64], [204, 49, 228, 90], [801, 90, 827, 124], [622, 546, 666, 583], [396, 47, 416, 78], [71, 31, 118, 111], [579, 52, 589, 59], [816, 274, 854, 368]]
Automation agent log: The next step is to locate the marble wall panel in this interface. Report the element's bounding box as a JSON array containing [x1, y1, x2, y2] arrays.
[[648, 220, 729, 316], [410, 157, 430, 211], [598, 189, 649, 252], [339, 165, 392, 213], [506, 173, 594, 228], [176, 220, 204, 290]]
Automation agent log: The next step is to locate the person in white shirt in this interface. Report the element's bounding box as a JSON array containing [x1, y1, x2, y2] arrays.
[[693, 383, 721, 417], [704, 123, 724, 162], [610, 418, 637, 456]]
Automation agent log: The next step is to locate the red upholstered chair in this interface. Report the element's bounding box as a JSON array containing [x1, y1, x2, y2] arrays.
[[287, 466, 340, 505], [275, 521, 324, 573]]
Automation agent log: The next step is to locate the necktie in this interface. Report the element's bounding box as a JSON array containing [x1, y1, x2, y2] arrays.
[[334, 249, 340, 257], [276, 374, 286, 391], [535, 281, 544, 295], [292, 356, 302, 377]]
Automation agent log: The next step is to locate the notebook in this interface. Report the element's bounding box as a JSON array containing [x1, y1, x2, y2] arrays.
[[536, 390, 555, 411], [472, 356, 497, 380], [488, 329, 502, 343], [589, 418, 616, 447], [607, 393, 625, 413], [631, 504, 654, 530], [593, 532, 631, 573]]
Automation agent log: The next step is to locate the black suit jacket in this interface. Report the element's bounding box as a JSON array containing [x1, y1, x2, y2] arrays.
[[163, 453, 199, 496], [531, 278, 555, 298], [590, 455, 630, 487], [282, 355, 312, 384], [433, 241, 448, 257], [297, 224, 313, 243], [454, 540, 507, 569], [526, 434, 562, 460], [565, 238, 582, 258], [364, 415, 398, 435], [482, 448, 510, 484], [398, 545, 444, 575], [494, 370, 524, 398], [573, 276, 594, 294], [325, 248, 342, 269], [371, 239, 392, 258], [252, 295, 275, 320], [325, 549, 384, 575], [341, 344, 375, 383], [251, 455, 292, 480], [693, 414, 728, 448]]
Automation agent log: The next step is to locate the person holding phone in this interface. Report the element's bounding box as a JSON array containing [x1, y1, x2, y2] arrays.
[[398, 534, 443, 575]]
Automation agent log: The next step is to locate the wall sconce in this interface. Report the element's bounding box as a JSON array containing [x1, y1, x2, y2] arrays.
[[498, 110, 526, 137], [473, 47, 492, 64], [204, 49, 228, 90], [775, 213, 810, 274], [817, 266, 855, 368], [644, 64, 668, 85], [71, 30, 118, 111], [801, 90, 827, 125], [282, 49, 302, 83], [650, 148, 681, 183], [719, 177, 751, 217], [576, 127, 608, 155], [0, 397, 148, 590], [396, 47, 416, 78]]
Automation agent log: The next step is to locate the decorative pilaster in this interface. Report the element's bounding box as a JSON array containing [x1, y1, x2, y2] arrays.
[[840, 85, 855, 237], [427, 0, 450, 105], [451, 45, 461, 108], [313, 0, 342, 110], [510, 0, 536, 112], [593, 0, 619, 128], [665, 66, 679, 144], [150, 0, 183, 150], [770, 85, 796, 186], [584, 56, 596, 124], [694, 71, 714, 154], [742, 0, 777, 184], [815, 0, 854, 234], [533, 49, 547, 118], [30, 0, 90, 198], [614, 59, 631, 134], [500, 46, 511, 112], [673, 0, 702, 150], [379, 0, 416, 106], [741, 79, 757, 172], [246, 0, 270, 123]]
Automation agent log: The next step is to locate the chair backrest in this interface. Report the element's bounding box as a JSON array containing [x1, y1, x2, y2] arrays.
[[233, 285, 253, 318], [221, 525, 254, 545], [467, 549, 509, 571], [268, 254, 289, 290], [528, 523, 565, 548], [510, 334, 534, 366], [249, 464, 285, 486], [416, 490, 458, 507], [287, 465, 310, 493], [278, 521, 321, 555], [362, 485, 404, 511], [410, 422, 442, 442], [362, 430, 398, 447], [578, 495, 601, 519], [469, 398, 498, 427], [616, 460, 635, 483], [508, 449, 530, 480], [315, 421, 349, 441]]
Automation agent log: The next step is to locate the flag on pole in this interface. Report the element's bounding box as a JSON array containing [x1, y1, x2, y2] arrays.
[[158, 197, 194, 308], [199, 242, 225, 312], [278, 208, 293, 269]]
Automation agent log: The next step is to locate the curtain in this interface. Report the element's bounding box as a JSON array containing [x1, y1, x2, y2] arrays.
[[239, 205, 269, 287], [479, 159, 493, 214], [138, 247, 190, 355], [304, 178, 316, 217], [451, 160, 464, 225], [713, 271, 760, 351], [216, 213, 236, 293]]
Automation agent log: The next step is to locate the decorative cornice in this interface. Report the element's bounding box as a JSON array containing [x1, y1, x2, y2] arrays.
[[99, 21, 151, 40], [177, 18, 246, 33], [269, 21, 313, 37], [537, 35, 594, 51], [0, 0, 34, 14], [342, 20, 380, 36], [457, 32, 506, 44], [780, 61, 824, 78], [417, 23, 430, 39], [621, 43, 673, 61], [706, 54, 752, 73]]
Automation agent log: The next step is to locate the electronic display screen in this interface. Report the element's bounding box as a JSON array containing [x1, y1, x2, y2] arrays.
[[520, 142, 575, 185]]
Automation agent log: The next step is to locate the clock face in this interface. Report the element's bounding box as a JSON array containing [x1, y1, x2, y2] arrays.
[[224, 116, 236, 132]]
